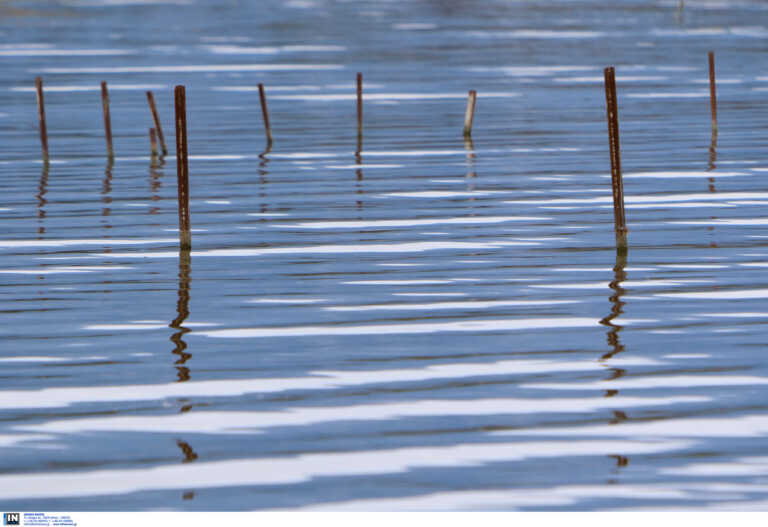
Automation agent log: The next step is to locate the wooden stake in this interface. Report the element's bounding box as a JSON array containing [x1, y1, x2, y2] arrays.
[[463, 89, 477, 137], [258, 83, 273, 147], [150, 127, 158, 157], [35, 77, 49, 163], [708, 50, 718, 136], [604, 67, 627, 251], [146, 91, 168, 156], [174, 85, 191, 251], [356, 72, 363, 141], [101, 81, 114, 158]]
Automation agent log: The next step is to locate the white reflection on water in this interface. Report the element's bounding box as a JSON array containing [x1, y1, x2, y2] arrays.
[[496, 413, 768, 439], [0, 48, 134, 56], [10, 84, 166, 92], [324, 299, 578, 312], [18, 395, 707, 435], [468, 65, 597, 76], [0, 439, 692, 501], [0, 357, 661, 410], [96, 240, 539, 259], [272, 216, 549, 229], [0, 266, 131, 275], [0, 238, 176, 248], [199, 317, 600, 339], [626, 92, 710, 98], [203, 44, 345, 54], [268, 92, 519, 101], [656, 289, 768, 299], [35, 64, 343, 74], [523, 375, 768, 391], [296, 483, 702, 511], [508, 190, 766, 206]]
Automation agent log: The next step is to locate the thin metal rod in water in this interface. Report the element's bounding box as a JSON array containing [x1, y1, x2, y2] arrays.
[[708, 50, 718, 136], [257, 83, 273, 147], [146, 91, 168, 156], [356, 72, 363, 141], [101, 81, 114, 158], [463, 89, 477, 137], [174, 85, 191, 251], [150, 128, 158, 157], [35, 77, 49, 163], [603, 66, 627, 250]]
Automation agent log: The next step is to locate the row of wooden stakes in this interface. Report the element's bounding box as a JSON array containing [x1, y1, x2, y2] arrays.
[[30, 52, 720, 254]]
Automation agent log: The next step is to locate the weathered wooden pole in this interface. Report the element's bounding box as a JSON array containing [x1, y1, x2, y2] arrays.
[[708, 51, 718, 136], [146, 90, 168, 156], [463, 89, 477, 138], [356, 72, 363, 142], [35, 77, 49, 163], [174, 85, 191, 251], [257, 83, 273, 147], [100, 81, 114, 158], [604, 66, 627, 251]]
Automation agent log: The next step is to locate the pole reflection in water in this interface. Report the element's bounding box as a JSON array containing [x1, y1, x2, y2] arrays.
[[36, 163, 49, 236], [258, 144, 270, 214], [707, 130, 717, 192], [464, 136, 477, 214], [101, 158, 113, 229], [599, 248, 627, 361], [355, 132, 364, 210], [170, 249, 192, 382], [149, 153, 164, 216], [600, 248, 629, 469]]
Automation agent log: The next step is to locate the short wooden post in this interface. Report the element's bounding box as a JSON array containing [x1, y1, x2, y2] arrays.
[[146, 91, 168, 156], [258, 83, 273, 147], [35, 77, 49, 163], [463, 89, 477, 137], [101, 81, 114, 158]]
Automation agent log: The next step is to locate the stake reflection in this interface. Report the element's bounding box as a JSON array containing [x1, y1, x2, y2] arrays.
[[599, 248, 627, 360], [170, 249, 192, 382]]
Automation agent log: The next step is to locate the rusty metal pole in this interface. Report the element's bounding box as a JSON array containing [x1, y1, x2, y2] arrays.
[[463, 89, 477, 138], [146, 90, 168, 156], [604, 67, 627, 252], [35, 77, 49, 163], [708, 51, 718, 136], [101, 81, 114, 158], [356, 72, 363, 146], [258, 83, 273, 148], [174, 86, 191, 251]]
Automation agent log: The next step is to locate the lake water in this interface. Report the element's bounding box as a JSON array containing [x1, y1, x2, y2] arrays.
[[2, 0, 768, 511]]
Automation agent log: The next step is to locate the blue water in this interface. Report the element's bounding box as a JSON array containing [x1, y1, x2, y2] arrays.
[[2, 0, 768, 511]]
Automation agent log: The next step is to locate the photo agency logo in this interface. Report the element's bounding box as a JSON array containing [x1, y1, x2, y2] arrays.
[[3, 513, 19, 526]]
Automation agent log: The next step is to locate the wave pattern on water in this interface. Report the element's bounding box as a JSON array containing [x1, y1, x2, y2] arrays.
[[2, 0, 768, 513]]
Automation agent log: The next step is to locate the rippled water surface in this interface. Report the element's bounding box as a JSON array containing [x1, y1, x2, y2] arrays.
[[3, 0, 768, 511]]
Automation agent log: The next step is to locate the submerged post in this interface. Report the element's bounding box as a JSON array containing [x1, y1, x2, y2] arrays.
[[356, 72, 363, 142], [35, 77, 49, 163], [708, 51, 718, 136], [174, 85, 191, 251], [101, 81, 114, 158], [146, 91, 168, 156], [150, 128, 158, 158], [257, 83, 273, 148], [604, 67, 627, 251], [463, 89, 477, 138]]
